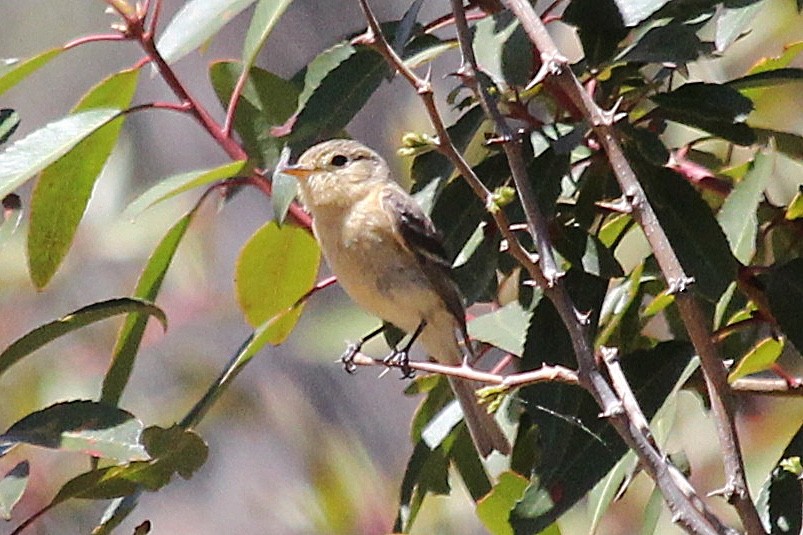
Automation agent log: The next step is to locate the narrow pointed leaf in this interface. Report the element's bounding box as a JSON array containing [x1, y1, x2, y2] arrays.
[[0, 109, 121, 200], [28, 69, 139, 289], [157, 0, 257, 65], [728, 337, 784, 382], [0, 49, 63, 96], [0, 298, 166, 379], [102, 208, 200, 406], [235, 222, 320, 344], [0, 109, 20, 145], [242, 0, 294, 67], [0, 401, 147, 461], [0, 461, 28, 520], [125, 160, 247, 217]]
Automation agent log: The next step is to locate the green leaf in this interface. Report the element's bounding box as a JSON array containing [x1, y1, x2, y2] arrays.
[[639, 166, 738, 302], [761, 258, 803, 353], [563, 0, 628, 67], [756, 424, 802, 535], [619, 22, 712, 64], [28, 69, 139, 289], [0, 108, 20, 145], [0, 461, 28, 520], [0, 401, 148, 461], [242, 0, 294, 68], [0, 298, 167, 379], [754, 128, 803, 160], [728, 337, 784, 382], [101, 209, 200, 406], [156, 0, 257, 65], [235, 222, 320, 343], [209, 61, 299, 167], [786, 188, 803, 220], [727, 67, 803, 91], [0, 48, 62, 96], [650, 82, 755, 145], [468, 301, 532, 357], [477, 471, 529, 535], [717, 150, 772, 263], [393, 441, 450, 533], [0, 109, 121, 200], [125, 160, 248, 217]]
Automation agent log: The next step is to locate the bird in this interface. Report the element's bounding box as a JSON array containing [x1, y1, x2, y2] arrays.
[[281, 139, 510, 457]]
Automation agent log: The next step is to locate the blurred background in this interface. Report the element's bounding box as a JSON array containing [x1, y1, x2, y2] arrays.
[[0, 1, 801, 534]]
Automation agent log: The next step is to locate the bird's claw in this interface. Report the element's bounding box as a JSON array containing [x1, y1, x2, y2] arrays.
[[340, 342, 361, 374], [383, 349, 415, 379]]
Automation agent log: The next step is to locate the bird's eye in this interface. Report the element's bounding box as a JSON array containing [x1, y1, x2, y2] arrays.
[[330, 154, 348, 167]]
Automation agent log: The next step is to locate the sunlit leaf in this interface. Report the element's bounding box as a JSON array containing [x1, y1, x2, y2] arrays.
[[715, 3, 762, 52], [0, 109, 121, 200], [0, 461, 28, 520], [0, 48, 62, 96], [717, 150, 772, 263], [468, 302, 532, 357], [242, 0, 294, 67], [157, 0, 257, 65], [0, 298, 166, 379], [477, 471, 529, 535], [786, 189, 803, 220], [0, 401, 148, 461], [125, 160, 248, 217], [28, 69, 139, 289], [235, 221, 320, 344], [728, 337, 784, 382]]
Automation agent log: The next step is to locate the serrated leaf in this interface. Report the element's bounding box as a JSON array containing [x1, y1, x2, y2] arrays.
[[102, 208, 200, 406], [235, 221, 320, 343], [477, 471, 529, 535], [650, 82, 755, 145], [0, 49, 62, 96], [762, 258, 803, 352], [210, 61, 299, 167], [0, 401, 148, 461], [156, 0, 257, 65], [0, 109, 121, 200], [717, 150, 772, 263], [639, 166, 738, 301], [728, 337, 784, 382], [0, 108, 20, 145], [242, 0, 294, 67], [125, 160, 247, 217], [0, 461, 28, 520], [28, 69, 139, 289], [469, 301, 532, 357], [0, 298, 167, 379]]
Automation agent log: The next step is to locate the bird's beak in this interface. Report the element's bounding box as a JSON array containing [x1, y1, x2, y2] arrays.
[[279, 163, 314, 181]]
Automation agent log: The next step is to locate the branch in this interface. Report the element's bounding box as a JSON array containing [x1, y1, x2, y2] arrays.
[[498, 1, 763, 532]]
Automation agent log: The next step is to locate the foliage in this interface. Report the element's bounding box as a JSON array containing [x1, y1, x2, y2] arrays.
[[0, 0, 801, 534]]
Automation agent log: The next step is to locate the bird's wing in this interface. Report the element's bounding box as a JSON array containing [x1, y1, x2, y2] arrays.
[[379, 185, 468, 331]]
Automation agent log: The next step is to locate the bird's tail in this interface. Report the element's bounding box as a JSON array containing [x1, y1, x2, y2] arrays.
[[448, 376, 511, 457]]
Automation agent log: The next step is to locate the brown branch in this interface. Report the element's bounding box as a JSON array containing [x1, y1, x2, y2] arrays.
[[498, 1, 763, 533]]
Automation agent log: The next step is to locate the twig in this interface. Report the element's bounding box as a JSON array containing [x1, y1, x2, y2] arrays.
[[498, 1, 763, 533]]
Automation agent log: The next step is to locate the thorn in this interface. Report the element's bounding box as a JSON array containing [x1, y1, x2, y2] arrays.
[[525, 51, 568, 91], [600, 402, 624, 418], [595, 196, 634, 214]]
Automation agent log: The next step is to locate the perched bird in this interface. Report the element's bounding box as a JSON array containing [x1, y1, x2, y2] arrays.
[[282, 139, 510, 457]]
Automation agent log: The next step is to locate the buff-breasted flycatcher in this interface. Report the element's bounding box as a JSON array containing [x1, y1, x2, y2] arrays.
[[282, 139, 510, 457]]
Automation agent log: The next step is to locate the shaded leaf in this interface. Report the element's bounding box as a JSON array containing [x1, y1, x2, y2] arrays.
[[393, 441, 450, 532], [717, 150, 772, 263], [0, 461, 28, 520], [650, 82, 755, 145], [125, 160, 248, 217], [0, 401, 147, 461], [728, 337, 784, 382], [0, 298, 166, 379], [101, 208, 201, 406], [753, 129, 803, 161], [0, 49, 62, 96], [727, 67, 803, 91], [619, 22, 712, 64], [93, 494, 140, 535], [28, 69, 139, 289], [756, 424, 803, 535], [761, 258, 803, 352], [210, 61, 299, 167], [0, 108, 20, 145], [639, 166, 738, 301], [468, 301, 532, 357], [477, 471, 529, 535], [563, 0, 628, 67], [235, 222, 320, 343], [555, 226, 624, 279], [242, 0, 294, 67], [0, 109, 121, 200], [157, 0, 257, 65]]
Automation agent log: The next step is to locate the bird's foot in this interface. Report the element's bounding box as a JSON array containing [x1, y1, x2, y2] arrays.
[[383, 349, 415, 379], [340, 342, 362, 374]]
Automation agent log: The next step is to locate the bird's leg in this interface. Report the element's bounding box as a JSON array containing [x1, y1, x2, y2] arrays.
[[341, 324, 387, 373], [384, 320, 427, 379]]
